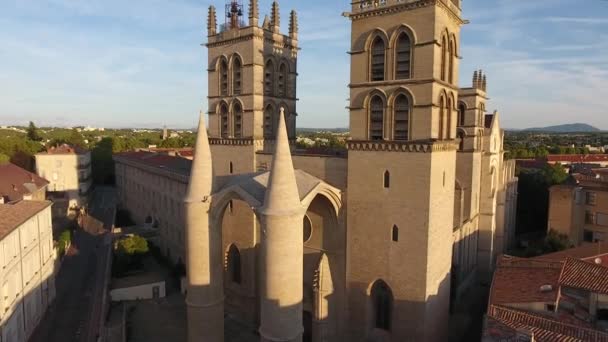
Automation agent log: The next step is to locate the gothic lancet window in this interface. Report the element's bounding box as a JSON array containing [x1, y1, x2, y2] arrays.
[[438, 96, 446, 140], [371, 37, 386, 81], [233, 57, 242, 95], [264, 104, 275, 139], [392, 225, 399, 242], [384, 170, 390, 188], [233, 102, 243, 138], [220, 58, 228, 96], [265, 60, 275, 95], [369, 95, 385, 140], [395, 33, 412, 79], [227, 245, 242, 284], [394, 94, 410, 141], [371, 280, 393, 331], [440, 36, 447, 81], [278, 63, 288, 97], [457, 131, 464, 151], [458, 102, 466, 126], [220, 103, 229, 138], [446, 97, 453, 139]]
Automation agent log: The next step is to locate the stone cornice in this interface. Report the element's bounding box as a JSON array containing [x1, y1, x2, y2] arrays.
[[347, 0, 464, 25], [347, 139, 457, 152], [349, 78, 460, 91]]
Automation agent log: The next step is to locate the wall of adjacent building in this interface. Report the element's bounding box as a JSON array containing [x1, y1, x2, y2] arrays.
[[0, 205, 56, 342], [35, 152, 92, 211]]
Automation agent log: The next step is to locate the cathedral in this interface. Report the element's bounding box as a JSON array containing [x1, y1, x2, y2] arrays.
[[184, 0, 519, 341]]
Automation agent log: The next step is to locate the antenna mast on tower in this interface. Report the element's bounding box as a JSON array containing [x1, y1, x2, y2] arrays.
[[225, 0, 244, 30]]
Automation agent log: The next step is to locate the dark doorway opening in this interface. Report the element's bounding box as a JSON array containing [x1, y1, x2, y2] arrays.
[[303, 311, 312, 342]]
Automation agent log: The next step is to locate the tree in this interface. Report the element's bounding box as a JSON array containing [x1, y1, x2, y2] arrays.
[[0, 153, 9, 164], [27, 121, 42, 141], [117, 235, 149, 255], [67, 128, 86, 148], [543, 163, 568, 186]]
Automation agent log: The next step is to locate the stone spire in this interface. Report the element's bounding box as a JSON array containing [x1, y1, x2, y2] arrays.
[[289, 10, 298, 40], [186, 111, 213, 202], [208, 5, 217, 36], [472, 70, 479, 89], [482, 74, 487, 92], [270, 1, 280, 33], [262, 15, 270, 30], [261, 108, 301, 215], [249, 0, 259, 27]]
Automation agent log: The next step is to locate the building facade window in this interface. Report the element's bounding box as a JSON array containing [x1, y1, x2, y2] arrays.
[[586, 192, 597, 206], [371, 280, 392, 331], [438, 96, 446, 140], [458, 102, 466, 126], [585, 210, 595, 225], [232, 57, 242, 95], [219, 58, 228, 96], [369, 95, 385, 140], [457, 131, 464, 151], [265, 60, 274, 95], [384, 171, 390, 188], [370, 37, 386, 82], [233, 102, 243, 138], [393, 94, 410, 141], [448, 39, 455, 84], [392, 225, 399, 242], [220, 103, 229, 138], [264, 105, 275, 139], [395, 33, 411, 79], [227, 245, 242, 284], [584, 229, 594, 242], [440, 36, 447, 81], [278, 63, 288, 97]]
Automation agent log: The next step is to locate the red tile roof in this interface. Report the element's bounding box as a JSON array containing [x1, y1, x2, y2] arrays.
[[0, 201, 52, 240], [559, 258, 608, 294], [546, 155, 608, 163], [0, 163, 49, 202], [39, 143, 88, 155], [534, 242, 608, 262], [489, 256, 562, 305], [487, 305, 608, 342]]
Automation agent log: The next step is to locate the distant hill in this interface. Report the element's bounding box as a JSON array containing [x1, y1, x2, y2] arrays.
[[522, 123, 601, 133]]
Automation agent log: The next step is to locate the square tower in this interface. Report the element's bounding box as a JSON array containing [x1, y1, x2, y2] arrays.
[[344, 0, 464, 340], [206, 0, 299, 175]]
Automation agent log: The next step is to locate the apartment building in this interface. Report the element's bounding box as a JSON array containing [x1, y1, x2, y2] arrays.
[[0, 200, 57, 342], [0, 163, 49, 202], [35, 144, 92, 216]]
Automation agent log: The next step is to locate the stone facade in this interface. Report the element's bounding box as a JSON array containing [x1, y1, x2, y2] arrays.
[[0, 201, 57, 342], [113, 1, 518, 341]]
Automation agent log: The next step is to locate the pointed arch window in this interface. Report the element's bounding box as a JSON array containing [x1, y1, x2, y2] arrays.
[[220, 103, 229, 138], [448, 40, 454, 84], [458, 102, 466, 126], [278, 63, 288, 97], [395, 33, 412, 79], [233, 102, 243, 138], [440, 36, 447, 81], [479, 103, 486, 127], [392, 225, 399, 242], [264, 105, 275, 139], [232, 57, 242, 95], [227, 245, 242, 284], [438, 96, 446, 140], [264, 60, 274, 95], [446, 97, 453, 139], [371, 280, 393, 331], [369, 95, 385, 140], [219, 58, 228, 96], [370, 37, 386, 81], [457, 131, 464, 151], [394, 94, 410, 141]]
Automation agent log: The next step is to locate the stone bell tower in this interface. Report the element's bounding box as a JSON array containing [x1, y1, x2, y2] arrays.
[[344, 0, 464, 341], [206, 0, 299, 176]]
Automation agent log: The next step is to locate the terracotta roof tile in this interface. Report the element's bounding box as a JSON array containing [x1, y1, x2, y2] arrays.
[[38, 143, 88, 155], [534, 243, 608, 262], [546, 155, 608, 163], [488, 305, 608, 342], [0, 201, 52, 240], [0, 163, 49, 202], [559, 258, 608, 294], [489, 256, 562, 305]]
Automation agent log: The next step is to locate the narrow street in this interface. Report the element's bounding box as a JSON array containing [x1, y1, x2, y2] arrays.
[[29, 187, 116, 342]]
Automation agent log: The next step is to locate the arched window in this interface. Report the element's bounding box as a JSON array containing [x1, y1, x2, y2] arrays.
[[264, 104, 275, 139], [219, 58, 228, 96], [303, 215, 312, 242], [448, 40, 454, 84], [394, 94, 410, 141], [278, 63, 288, 97], [370, 37, 386, 81], [233, 102, 243, 138], [446, 97, 453, 139], [392, 225, 399, 242], [369, 95, 385, 140], [227, 245, 241, 284], [458, 102, 466, 126], [384, 170, 390, 188], [440, 36, 447, 81], [264, 60, 274, 95], [220, 103, 229, 138], [371, 280, 392, 331], [229, 162, 234, 174], [479, 103, 486, 127], [232, 57, 242, 95], [438, 96, 445, 140], [395, 33, 411, 79]]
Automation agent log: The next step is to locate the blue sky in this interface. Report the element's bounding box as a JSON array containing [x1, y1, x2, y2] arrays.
[[1, 0, 607, 129]]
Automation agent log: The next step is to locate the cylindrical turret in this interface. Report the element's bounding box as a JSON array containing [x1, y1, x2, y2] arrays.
[[184, 112, 223, 342], [258, 108, 305, 342]]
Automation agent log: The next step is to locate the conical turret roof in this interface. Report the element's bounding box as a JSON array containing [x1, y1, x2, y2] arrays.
[[185, 112, 213, 202]]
